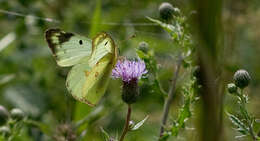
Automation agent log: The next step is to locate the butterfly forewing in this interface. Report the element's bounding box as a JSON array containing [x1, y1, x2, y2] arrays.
[[88, 32, 115, 67], [65, 32, 117, 106], [45, 28, 92, 67]]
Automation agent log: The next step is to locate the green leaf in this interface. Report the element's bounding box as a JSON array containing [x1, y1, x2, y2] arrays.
[[75, 106, 105, 129], [24, 120, 52, 136], [227, 112, 249, 135], [178, 98, 191, 127], [4, 85, 47, 117], [146, 17, 176, 35], [0, 32, 16, 52], [239, 104, 250, 122], [131, 116, 149, 131], [146, 17, 183, 42], [159, 132, 171, 141], [100, 127, 110, 141], [90, 0, 101, 37], [0, 74, 15, 85], [171, 97, 191, 136]]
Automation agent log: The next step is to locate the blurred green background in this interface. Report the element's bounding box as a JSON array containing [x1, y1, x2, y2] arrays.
[[0, 0, 260, 141]]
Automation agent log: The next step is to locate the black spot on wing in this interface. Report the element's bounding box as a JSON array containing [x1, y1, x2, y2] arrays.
[[79, 40, 83, 45], [105, 41, 108, 46], [45, 28, 74, 53]]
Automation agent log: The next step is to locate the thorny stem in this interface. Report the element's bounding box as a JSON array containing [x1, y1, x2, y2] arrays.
[[119, 104, 132, 141], [239, 89, 258, 141], [159, 55, 183, 138]]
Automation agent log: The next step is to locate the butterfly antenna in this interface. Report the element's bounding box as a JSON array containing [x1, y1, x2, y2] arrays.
[[119, 33, 136, 44], [0, 9, 60, 23]]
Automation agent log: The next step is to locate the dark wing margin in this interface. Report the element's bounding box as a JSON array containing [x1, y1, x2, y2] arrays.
[[45, 28, 74, 53]]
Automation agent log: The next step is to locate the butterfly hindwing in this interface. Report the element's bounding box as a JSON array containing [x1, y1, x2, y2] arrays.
[[45, 28, 92, 67], [66, 32, 117, 106], [65, 59, 94, 106]]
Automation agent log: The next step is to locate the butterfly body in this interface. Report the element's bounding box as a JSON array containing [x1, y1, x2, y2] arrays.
[[45, 29, 117, 106]]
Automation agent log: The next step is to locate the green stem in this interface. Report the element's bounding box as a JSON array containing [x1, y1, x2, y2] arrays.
[[119, 104, 132, 141], [159, 55, 182, 138], [239, 89, 257, 141]]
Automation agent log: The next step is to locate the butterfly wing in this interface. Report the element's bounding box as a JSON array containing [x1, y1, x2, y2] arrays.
[[88, 32, 116, 67], [66, 32, 117, 106], [45, 28, 92, 67]]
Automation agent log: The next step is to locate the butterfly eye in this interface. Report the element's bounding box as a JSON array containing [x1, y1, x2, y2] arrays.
[[79, 40, 83, 45]]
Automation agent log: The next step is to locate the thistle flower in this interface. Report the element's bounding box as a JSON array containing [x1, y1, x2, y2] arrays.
[[112, 59, 147, 83], [112, 59, 147, 104]]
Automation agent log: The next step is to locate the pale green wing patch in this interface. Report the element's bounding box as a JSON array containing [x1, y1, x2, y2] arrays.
[[45, 28, 92, 67], [82, 55, 114, 105], [88, 32, 115, 67], [65, 59, 94, 106], [66, 32, 117, 106]]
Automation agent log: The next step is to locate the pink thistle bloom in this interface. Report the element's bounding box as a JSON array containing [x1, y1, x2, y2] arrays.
[[112, 59, 148, 83]]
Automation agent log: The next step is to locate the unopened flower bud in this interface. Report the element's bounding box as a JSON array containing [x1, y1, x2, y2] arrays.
[[227, 83, 237, 94], [234, 69, 251, 89], [138, 41, 149, 53], [0, 126, 11, 137], [10, 108, 24, 121], [159, 2, 177, 21], [0, 105, 9, 126]]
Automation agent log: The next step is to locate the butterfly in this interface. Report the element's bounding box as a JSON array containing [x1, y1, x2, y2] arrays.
[[45, 29, 118, 106]]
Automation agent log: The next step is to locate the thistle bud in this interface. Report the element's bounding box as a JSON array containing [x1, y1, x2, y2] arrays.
[[0, 126, 11, 137], [0, 105, 9, 126], [233, 69, 251, 89], [227, 83, 237, 94], [159, 2, 177, 21], [10, 108, 24, 121], [138, 41, 149, 53]]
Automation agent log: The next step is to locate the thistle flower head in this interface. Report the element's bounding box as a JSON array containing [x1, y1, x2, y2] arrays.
[[112, 58, 147, 104], [112, 59, 147, 83]]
